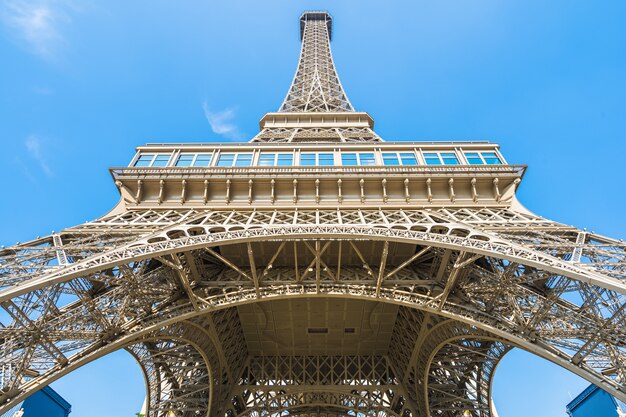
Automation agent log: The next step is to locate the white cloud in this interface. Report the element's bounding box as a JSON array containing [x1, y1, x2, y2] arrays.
[[1, 0, 71, 59], [203, 102, 243, 140], [25, 135, 53, 176]]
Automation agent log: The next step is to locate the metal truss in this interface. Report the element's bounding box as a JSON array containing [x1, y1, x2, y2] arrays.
[[2, 9, 626, 417], [278, 12, 353, 113], [250, 126, 382, 143], [0, 206, 625, 416], [228, 355, 411, 417], [128, 320, 217, 416]]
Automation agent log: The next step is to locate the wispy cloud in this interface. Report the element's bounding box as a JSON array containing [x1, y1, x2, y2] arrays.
[[0, 0, 72, 60], [14, 156, 40, 185], [203, 102, 243, 140], [25, 135, 53, 176]]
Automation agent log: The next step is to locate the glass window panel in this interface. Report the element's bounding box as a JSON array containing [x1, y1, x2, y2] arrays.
[[258, 153, 276, 166], [217, 154, 235, 167], [193, 154, 212, 167], [276, 154, 293, 166], [175, 154, 194, 167], [134, 154, 154, 167], [318, 153, 334, 166], [359, 153, 376, 166], [399, 153, 418, 165], [424, 153, 441, 165], [300, 153, 316, 166], [382, 153, 400, 166], [482, 152, 502, 165], [465, 153, 483, 164], [342, 153, 358, 166], [235, 153, 252, 167], [441, 153, 459, 165], [152, 155, 170, 167]]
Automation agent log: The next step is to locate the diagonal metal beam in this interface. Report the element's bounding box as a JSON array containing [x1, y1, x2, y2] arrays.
[[247, 243, 259, 295], [375, 241, 389, 297], [385, 246, 431, 281], [204, 247, 253, 282], [260, 242, 286, 282], [437, 252, 482, 310], [157, 255, 200, 311], [349, 241, 374, 278]]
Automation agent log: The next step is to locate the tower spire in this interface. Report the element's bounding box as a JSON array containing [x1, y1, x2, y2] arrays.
[[252, 11, 381, 143], [279, 11, 354, 113]]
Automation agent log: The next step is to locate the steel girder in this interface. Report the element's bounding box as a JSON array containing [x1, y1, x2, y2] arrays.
[[0, 207, 625, 416], [229, 355, 408, 417], [248, 12, 385, 143], [278, 13, 353, 113]]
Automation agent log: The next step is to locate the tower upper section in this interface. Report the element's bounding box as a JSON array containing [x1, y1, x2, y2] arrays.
[[114, 11, 525, 211], [279, 12, 353, 113], [252, 11, 381, 143]]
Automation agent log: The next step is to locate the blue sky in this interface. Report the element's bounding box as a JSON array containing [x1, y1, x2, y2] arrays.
[[1, 1, 625, 416]]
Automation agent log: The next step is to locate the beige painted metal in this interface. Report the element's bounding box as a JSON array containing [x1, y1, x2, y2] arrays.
[[1, 10, 626, 417]]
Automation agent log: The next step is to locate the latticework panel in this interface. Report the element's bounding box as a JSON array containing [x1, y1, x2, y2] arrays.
[[250, 127, 383, 143], [0, 206, 625, 416], [279, 13, 353, 113], [229, 356, 411, 417]]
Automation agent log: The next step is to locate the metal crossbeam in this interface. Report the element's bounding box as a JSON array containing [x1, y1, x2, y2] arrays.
[[0, 10, 625, 417], [279, 12, 353, 113]]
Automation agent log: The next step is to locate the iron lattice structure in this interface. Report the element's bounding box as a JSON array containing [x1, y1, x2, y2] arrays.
[[1, 10, 626, 417]]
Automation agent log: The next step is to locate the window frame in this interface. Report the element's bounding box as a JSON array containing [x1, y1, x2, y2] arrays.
[[463, 151, 503, 165], [133, 153, 172, 167], [381, 151, 419, 166], [216, 152, 253, 167], [422, 151, 460, 166], [174, 153, 213, 167], [257, 152, 295, 167], [299, 152, 336, 166], [341, 152, 378, 166]]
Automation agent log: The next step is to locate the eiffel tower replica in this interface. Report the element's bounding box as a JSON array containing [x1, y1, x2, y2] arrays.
[[1, 11, 625, 417]]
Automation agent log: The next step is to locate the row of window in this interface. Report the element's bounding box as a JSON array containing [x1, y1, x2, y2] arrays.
[[133, 151, 503, 167]]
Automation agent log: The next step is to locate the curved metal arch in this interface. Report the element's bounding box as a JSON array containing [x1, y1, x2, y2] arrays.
[[1, 223, 622, 303], [0, 282, 620, 416], [234, 390, 401, 417], [127, 318, 231, 417], [129, 339, 212, 417], [2, 228, 626, 414], [0, 320, 218, 417], [412, 320, 510, 417]]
